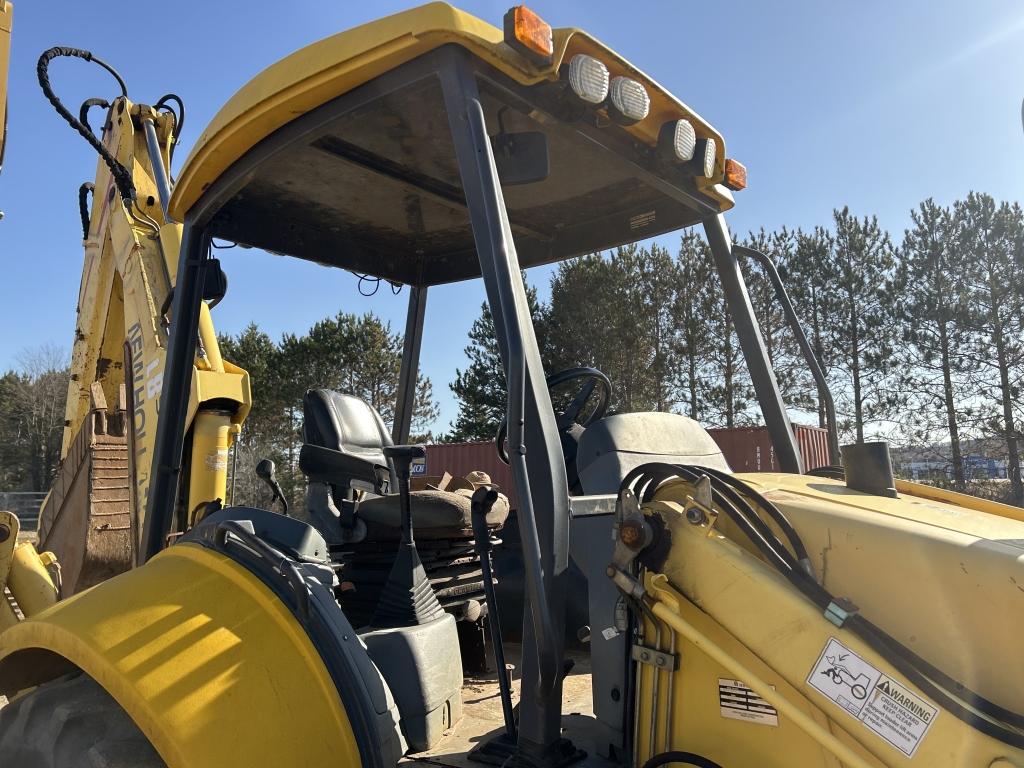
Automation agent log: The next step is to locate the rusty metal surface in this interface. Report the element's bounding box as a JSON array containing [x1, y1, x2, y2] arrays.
[[708, 424, 831, 472], [37, 385, 132, 594]]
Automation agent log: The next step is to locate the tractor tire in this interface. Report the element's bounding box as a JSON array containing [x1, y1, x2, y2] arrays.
[[0, 671, 165, 767]]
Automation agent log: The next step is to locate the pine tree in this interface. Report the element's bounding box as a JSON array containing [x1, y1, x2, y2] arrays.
[[218, 324, 289, 507], [894, 200, 971, 489], [447, 281, 546, 441], [702, 275, 752, 428], [545, 246, 682, 414], [825, 207, 900, 442], [740, 226, 810, 411], [954, 193, 1024, 504], [674, 232, 716, 420], [787, 227, 837, 428]]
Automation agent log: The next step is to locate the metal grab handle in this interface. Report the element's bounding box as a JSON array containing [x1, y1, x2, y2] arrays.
[[462, 98, 560, 698], [734, 246, 841, 465], [214, 520, 310, 618]]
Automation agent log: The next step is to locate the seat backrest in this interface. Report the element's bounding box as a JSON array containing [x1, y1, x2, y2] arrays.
[[302, 389, 395, 488], [576, 412, 730, 495]]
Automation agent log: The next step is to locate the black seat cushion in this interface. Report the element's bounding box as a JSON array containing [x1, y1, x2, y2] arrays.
[[301, 389, 395, 490]]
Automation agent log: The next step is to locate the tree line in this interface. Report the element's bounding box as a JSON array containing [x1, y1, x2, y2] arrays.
[[449, 192, 1024, 505], [2, 192, 1021, 508], [0, 346, 70, 494]]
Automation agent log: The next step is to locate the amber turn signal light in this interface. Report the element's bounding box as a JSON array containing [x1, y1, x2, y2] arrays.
[[504, 6, 553, 62], [724, 158, 747, 191]]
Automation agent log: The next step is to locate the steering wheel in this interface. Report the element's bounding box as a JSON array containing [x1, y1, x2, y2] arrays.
[[496, 367, 612, 465]]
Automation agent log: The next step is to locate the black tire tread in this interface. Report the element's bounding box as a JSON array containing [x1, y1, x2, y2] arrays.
[[0, 672, 165, 768]]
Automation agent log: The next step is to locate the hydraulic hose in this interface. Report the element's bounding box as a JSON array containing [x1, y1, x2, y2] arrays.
[[642, 752, 723, 768], [36, 47, 135, 203], [620, 463, 800, 580], [697, 465, 815, 577], [154, 93, 185, 162], [77, 182, 93, 239], [622, 463, 1024, 749]]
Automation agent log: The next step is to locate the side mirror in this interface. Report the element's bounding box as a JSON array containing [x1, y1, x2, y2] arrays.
[[490, 131, 549, 186]]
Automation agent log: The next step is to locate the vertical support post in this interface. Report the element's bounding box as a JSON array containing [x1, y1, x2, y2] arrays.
[[704, 214, 803, 473], [438, 47, 572, 761], [392, 285, 428, 444], [140, 222, 210, 563]]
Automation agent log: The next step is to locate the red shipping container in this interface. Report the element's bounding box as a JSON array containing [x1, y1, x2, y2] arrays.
[[423, 424, 831, 509], [421, 441, 519, 508], [707, 424, 831, 473]]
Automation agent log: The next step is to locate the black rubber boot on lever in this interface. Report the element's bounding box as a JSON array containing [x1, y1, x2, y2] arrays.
[[369, 445, 445, 628]]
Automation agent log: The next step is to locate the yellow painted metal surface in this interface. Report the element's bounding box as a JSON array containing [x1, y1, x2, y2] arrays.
[[56, 99, 251, 560], [894, 477, 1024, 523], [7, 543, 58, 617], [735, 472, 1024, 715], [168, 2, 729, 221], [186, 411, 233, 525], [0, 511, 19, 632], [0, 543, 361, 768], [0, 2, 10, 168], [633, 478, 1024, 767], [0, 511, 17, 586]]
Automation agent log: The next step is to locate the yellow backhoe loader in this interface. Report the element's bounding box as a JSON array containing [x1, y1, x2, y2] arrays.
[[1, 5, 1023, 768]]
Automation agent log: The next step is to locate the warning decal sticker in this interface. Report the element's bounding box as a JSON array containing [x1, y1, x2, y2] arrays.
[[807, 637, 937, 757], [718, 679, 778, 727], [861, 676, 938, 757]]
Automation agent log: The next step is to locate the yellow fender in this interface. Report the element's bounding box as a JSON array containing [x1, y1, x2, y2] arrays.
[[0, 543, 361, 768]]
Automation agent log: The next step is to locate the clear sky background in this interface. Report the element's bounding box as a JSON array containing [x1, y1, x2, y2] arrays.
[[1, 1, 1023, 433]]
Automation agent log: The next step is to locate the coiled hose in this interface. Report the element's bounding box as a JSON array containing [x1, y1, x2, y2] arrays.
[[36, 47, 135, 203]]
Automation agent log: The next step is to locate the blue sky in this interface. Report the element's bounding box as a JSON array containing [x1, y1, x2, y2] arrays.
[[1, 1, 1023, 432]]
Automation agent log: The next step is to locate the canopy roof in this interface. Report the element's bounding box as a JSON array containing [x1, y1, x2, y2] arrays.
[[169, 3, 734, 286]]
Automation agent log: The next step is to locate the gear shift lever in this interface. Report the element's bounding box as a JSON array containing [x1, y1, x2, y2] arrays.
[[369, 445, 444, 628], [256, 458, 289, 515]]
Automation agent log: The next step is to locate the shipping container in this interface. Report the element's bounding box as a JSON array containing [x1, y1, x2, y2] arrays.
[[421, 441, 519, 508], [707, 424, 831, 473], [423, 424, 831, 510]]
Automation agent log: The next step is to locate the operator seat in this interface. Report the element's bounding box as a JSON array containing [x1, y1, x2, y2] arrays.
[[299, 389, 509, 635], [300, 389, 509, 537], [575, 411, 730, 494]]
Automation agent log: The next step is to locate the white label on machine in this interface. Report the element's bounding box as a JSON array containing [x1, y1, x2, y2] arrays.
[[807, 637, 937, 757], [410, 456, 426, 475], [718, 679, 778, 726], [860, 675, 938, 757]]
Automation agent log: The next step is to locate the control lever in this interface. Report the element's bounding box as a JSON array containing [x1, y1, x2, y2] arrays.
[[256, 458, 289, 515], [369, 445, 444, 628], [470, 486, 517, 742]]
